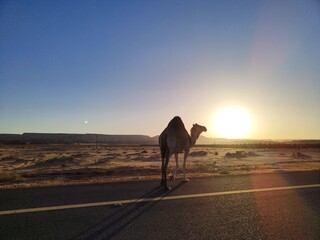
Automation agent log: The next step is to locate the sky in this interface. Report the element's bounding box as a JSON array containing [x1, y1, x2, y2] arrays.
[[1, 0, 319, 139]]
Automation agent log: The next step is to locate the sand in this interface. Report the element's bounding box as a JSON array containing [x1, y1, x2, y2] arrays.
[[0, 144, 319, 189]]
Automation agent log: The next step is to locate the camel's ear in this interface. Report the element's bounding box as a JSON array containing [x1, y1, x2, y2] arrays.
[[193, 124, 195, 127]]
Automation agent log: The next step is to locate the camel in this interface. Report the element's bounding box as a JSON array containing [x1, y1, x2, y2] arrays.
[[159, 116, 207, 190]]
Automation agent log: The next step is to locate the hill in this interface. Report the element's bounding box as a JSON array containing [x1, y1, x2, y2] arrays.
[[0, 133, 319, 147]]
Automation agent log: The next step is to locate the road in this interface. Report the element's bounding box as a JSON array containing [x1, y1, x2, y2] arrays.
[[0, 171, 319, 240]]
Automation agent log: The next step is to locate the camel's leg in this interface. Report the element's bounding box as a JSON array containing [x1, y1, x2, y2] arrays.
[[172, 153, 179, 182], [182, 150, 190, 182], [160, 157, 166, 186], [164, 154, 171, 191]]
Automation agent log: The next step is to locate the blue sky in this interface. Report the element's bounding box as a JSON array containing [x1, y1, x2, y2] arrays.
[[1, 0, 319, 139]]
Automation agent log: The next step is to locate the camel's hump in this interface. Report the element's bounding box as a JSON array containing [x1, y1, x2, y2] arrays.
[[167, 116, 186, 130]]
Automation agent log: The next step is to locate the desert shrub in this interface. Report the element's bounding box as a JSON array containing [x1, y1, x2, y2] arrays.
[[0, 172, 24, 182], [189, 151, 208, 157], [225, 151, 259, 158], [220, 169, 230, 175]]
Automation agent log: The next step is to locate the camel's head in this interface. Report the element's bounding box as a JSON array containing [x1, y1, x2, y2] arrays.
[[191, 123, 207, 140]]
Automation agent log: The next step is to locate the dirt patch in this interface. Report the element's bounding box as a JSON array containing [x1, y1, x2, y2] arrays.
[[0, 144, 319, 189]]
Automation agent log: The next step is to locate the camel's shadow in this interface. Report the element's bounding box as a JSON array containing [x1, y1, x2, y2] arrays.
[[68, 181, 187, 240]]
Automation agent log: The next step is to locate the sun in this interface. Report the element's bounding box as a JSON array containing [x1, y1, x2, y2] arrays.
[[213, 107, 251, 139]]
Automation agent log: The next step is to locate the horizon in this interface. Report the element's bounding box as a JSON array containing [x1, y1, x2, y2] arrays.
[[1, 132, 319, 142], [1, 1, 319, 139]]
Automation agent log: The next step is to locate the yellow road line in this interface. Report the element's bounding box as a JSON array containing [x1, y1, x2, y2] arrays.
[[1, 184, 319, 216]]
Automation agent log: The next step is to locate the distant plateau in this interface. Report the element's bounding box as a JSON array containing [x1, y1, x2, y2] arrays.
[[0, 133, 319, 147]]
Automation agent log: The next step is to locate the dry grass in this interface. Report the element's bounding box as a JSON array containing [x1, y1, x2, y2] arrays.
[[0, 144, 319, 189]]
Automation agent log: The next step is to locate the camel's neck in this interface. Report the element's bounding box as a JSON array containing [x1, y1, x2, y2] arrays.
[[190, 131, 200, 147]]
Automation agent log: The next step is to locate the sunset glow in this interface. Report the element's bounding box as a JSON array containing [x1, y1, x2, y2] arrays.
[[213, 108, 251, 139], [0, 1, 319, 139]]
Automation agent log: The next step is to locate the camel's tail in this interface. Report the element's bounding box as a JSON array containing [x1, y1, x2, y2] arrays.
[[159, 132, 168, 160]]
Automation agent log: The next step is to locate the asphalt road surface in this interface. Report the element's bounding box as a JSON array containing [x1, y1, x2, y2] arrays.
[[1, 171, 319, 240]]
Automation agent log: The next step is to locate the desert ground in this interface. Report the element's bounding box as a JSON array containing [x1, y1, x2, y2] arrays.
[[0, 144, 319, 189]]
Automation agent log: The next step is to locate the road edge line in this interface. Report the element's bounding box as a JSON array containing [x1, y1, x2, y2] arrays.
[[1, 184, 319, 216]]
